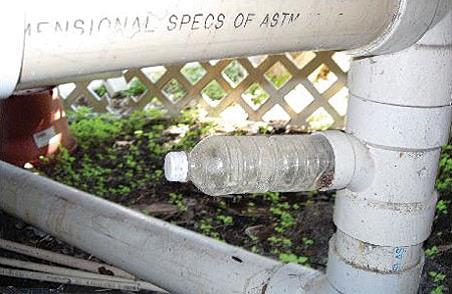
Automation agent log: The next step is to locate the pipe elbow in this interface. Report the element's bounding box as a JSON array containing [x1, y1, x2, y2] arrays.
[[347, 0, 443, 56]]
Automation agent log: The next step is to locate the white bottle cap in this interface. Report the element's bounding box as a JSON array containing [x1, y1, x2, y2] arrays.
[[164, 152, 189, 182]]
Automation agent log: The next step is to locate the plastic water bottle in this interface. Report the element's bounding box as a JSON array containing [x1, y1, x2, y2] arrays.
[[164, 135, 334, 196]]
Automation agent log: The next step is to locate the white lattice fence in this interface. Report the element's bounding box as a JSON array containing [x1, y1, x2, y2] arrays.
[[59, 51, 350, 130]]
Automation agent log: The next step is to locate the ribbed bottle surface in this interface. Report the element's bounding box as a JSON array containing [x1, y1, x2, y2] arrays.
[[187, 135, 334, 196]]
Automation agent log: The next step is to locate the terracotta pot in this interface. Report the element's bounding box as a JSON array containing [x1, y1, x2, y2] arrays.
[[0, 88, 77, 166]]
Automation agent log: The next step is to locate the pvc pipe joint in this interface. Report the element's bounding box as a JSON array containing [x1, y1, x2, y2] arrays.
[[327, 234, 425, 294]]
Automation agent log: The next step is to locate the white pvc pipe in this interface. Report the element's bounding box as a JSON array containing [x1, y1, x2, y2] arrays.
[[15, 0, 399, 90], [325, 0, 452, 293], [0, 160, 321, 294], [6, 0, 412, 93]]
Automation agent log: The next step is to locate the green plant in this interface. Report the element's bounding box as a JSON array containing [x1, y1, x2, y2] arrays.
[[70, 113, 123, 148], [431, 286, 444, 294], [425, 246, 439, 258], [258, 125, 272, 134], [429, 271, 446, 284], [268, 236, 293, 248], [436, 200, 450, 215], [216, 215, 234, 226], [169, 193, 187, 213], [163, 79, 187, 102], [223, 60, 247, 87], [243, 83, 269, 106], [250, 245, 259, 254], [270, 202, 295, 233], [181, 63, 207, 85], [263, 191, 280, 204], [437, 144, 452, 193], [199, 219, 220, 240], [126, 78, 146, 97], [429, 271, 446, 294], [265, 64, 292, 89], [217, 200, 227, 210], [67, 106, 96, 123], [302, 237, 314, 246], [152, 169, 163, 180], [202, 80, 226, 101], [94, 85, 108, 97], [278, 253, 309, 265]]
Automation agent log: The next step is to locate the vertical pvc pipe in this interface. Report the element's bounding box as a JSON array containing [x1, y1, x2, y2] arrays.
[[326, 1, 452, 293]]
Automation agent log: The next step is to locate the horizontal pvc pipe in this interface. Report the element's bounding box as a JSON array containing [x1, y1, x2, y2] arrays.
[[14, 0, 404, 90], [0, 160, 321, 294]]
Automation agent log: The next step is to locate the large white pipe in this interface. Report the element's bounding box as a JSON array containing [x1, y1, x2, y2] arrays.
[[0, 160, 322, 294], [1, 0, 443, 95], [17, 0, 397, 89]]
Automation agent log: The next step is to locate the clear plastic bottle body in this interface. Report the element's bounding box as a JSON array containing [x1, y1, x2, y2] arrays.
[[185, 135, 335, 196]]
